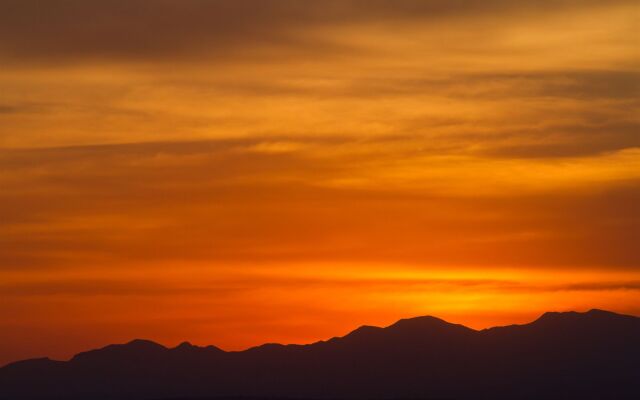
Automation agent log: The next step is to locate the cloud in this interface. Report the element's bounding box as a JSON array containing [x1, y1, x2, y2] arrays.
[[0, 105, 18, 114], [3, 275, 640, 298], [168, 70, 640, 102], [0, 103, 51, 115], [1, 139, 639, 270], [0, 0, 633, 63], [479, 121, 640, 158]]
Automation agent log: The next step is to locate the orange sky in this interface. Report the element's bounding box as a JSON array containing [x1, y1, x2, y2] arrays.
[[0, 0, 639, 366]]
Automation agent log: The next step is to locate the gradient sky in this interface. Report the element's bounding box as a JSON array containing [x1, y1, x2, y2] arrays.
[[1, 0, 639, 365]]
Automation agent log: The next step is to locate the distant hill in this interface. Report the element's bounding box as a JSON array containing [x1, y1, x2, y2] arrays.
[[1, 309, 638, 399]]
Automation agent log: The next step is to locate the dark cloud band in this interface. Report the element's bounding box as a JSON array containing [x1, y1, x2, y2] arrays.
[[0, 0, 632, 63]]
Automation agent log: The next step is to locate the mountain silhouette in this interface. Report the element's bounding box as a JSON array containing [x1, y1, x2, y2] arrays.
[[1, 309, 638, 399]]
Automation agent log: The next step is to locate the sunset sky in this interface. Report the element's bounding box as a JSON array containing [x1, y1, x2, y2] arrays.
[[1, 0, 639, 365]]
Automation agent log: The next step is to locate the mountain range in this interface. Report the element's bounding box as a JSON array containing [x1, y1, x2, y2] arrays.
[[1, 309, 638, 399]]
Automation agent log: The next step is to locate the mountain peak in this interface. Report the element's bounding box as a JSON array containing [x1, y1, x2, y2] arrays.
[[536, 310, 579, 321], [175, 341, 194, 349], [341, 316, 460, 340], [1, 357, 60, 371], [535, 309, 625, 323], [70, 339, 166, 363], [387, 315, 475, 334], [342, 324, 382, 338], [389, 315, 449, 327], [586, 308, 617, 316], [125, 339, 166, 349]]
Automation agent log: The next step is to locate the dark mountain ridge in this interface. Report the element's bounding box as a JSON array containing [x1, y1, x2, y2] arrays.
[[1, 309, 638, 400]]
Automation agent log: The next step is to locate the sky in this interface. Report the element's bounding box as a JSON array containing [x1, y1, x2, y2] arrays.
[[0, 0, 639, 365]]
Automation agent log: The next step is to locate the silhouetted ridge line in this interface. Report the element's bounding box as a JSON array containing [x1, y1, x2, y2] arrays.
[[1, 309, 638, 400]]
